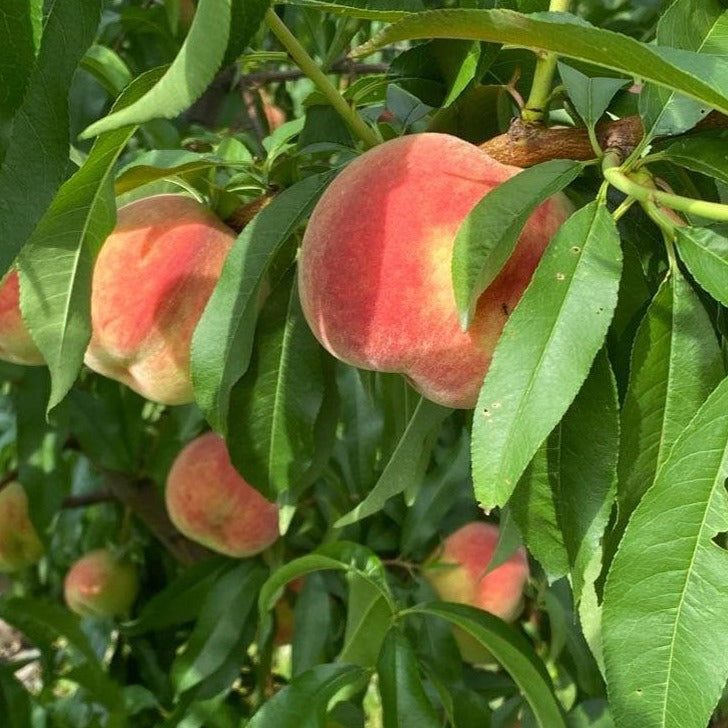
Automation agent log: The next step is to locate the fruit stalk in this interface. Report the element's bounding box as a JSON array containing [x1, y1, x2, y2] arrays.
[[264, 9, 380, 148]]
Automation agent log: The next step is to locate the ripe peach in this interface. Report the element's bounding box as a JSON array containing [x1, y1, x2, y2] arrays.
[[0, 482, 44, 572], [165, 432, 279, 557], [298, 133, 572, 408], [0, 270, 44, 366], [84, 195, 236, 405], [64, 549, 139, 618], [425, 522, 529, 661]]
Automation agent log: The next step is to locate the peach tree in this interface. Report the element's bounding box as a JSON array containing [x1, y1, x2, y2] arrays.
[[1, 0, 728, 726]]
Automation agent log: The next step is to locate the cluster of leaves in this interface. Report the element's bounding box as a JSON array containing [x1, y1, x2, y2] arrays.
[[3, 0, 728, 726]]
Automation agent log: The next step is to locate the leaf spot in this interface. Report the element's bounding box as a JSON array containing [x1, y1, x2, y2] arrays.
[[555, 272, 565, 281]]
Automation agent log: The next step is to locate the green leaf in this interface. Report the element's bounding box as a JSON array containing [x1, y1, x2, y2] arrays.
[[292, 573, 333, 676], [639, 0, 727, 140], [353, 9, 728, 118], [17, 67, 166, 412], [407, 602, 567, 728], [661, 132, 728, 185], [339, 571, 394, 667], [509, 438, 569, 582], [80, 44, 133, 97], [472, 201, 622, 510], [334, 397, 451, 527], [282, 0, 422, 21], [222, 0, 271, 67], [191, 170, 336, 432], [114, 150, 227, 195], [247, 663, 370, 728], [614, 272, 723, 532], [0, 597, 100, 666], [603, 373, 728, 728], [676, 226, 728, 306], [556, 349, 618, 603], [227, 276, 324, 500], [0, 0, 99, 276], [377, 629, 440, 728], [124, 558, 228, 636], [557, 63, 627, 129], [80, 0, 234, 139], [0, 665, 32, 728], [173, 562, 266, 695], [0, 0, 42, 163], [452, 159, 583, 328]]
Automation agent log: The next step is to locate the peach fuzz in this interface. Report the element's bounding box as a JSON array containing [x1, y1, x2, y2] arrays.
[[165, 432, 279, 558], [0, 482, 44, 572], [64, 549, 139, 618], [297, 133, 572, 408], [426, 522, 529, 621], [85, 194, 236, 405], [0, 270, 44, 366]]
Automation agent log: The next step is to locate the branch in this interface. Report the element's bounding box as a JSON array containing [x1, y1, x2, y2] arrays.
[[480, 111, 728, 167], [61, 490, 117, 509], [240, 62, 389, 87], [100, 470, 212, 566]]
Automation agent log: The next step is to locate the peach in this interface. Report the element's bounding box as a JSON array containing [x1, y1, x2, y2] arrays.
[[64, 549, 139, 618], [297, 133, 572, 408], [425, 522, 529, 661], [84, 194, 236, 405], [0, 270, 44, 366], [165, 432, 279, 557], [0, 482, 44, 572]]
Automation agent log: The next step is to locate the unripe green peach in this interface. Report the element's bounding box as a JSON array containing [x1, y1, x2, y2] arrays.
[[0, 482, 44, 572], [165, 432, 279, 558], [64, 549, 139, 618], [0, 270, 44, 366], [85, 195, 236, 405], [425, 521, 529, 662], [298, 132, 573, 408]]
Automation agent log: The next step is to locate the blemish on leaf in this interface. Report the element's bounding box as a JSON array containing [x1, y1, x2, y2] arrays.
[[571, 245, 581, 253], [556, 272, 565, 281]]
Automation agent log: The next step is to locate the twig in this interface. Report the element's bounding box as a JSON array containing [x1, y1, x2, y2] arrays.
[[61, 490, 117, 509], [240, 62, 388, 87]]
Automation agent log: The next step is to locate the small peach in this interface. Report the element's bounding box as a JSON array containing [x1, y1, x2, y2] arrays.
[[0, 270, 44, 366], [64, 549, 139, 618], [0, 482, 44, 572], [165, 433, 279, 558]]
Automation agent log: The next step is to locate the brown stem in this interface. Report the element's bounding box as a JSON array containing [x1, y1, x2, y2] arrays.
[[480, 110, 728, 167], [0, 470, 19, 491], [61, 490, 117, 509]]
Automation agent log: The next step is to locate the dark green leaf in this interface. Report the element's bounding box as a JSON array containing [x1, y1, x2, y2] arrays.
[[191, 170, 336, 432], [557, 64, 627, 129], [222, 0, 271, 67], [509, 438, 569, 581], [247, 663, 370, 728], [557, 349, 618, 603], [0, 0, 99, 276], [227, 276, 325, 500], [354, 9, 728, 118], [603, 373, 728, 728], [173, 562, 266, 695], [407, 602, 567, 728], [472, 201, 622, 510], [80, 45, 133, 97], [0, 0, 42, 164], [676, 226, 728, 306], [282, 0, 422, 21], [661, 132, 728, 185], [452, 160, 582, 328], [339, 571, 394, 667], [17, 67, 165, 412], [614, 272, 723, 532], [335, 397, 451, 527], [639, 0, 726, 140], [377, 629, 440, 728]]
